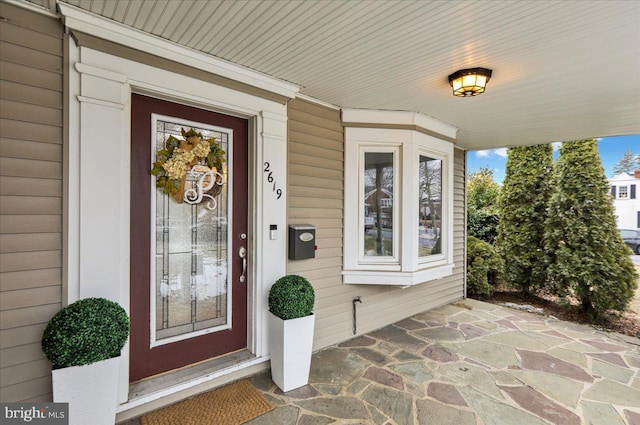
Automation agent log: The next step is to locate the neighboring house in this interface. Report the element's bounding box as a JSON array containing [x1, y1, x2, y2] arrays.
[[364, 187, 393, 227], [610, 171, 640, 229], [0, 1, 638, 421]]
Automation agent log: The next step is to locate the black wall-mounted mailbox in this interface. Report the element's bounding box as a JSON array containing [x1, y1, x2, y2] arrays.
[[288, 224, 316, 260]]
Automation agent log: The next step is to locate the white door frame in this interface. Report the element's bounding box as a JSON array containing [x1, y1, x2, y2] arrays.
[[61, 3, 297, 410]]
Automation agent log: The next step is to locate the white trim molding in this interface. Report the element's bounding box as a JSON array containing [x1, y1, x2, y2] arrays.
[[342, 109, 458, 141], [4, 0, 58, 17], [61, 8, 292, 413], [57, 2, 301, 100], [295, 93, 341, 111]]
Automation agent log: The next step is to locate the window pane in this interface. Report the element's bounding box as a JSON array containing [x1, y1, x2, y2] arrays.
[[619, 186, 628, 198], [364, 152, 394, 257], [419, 155, 442, 257], [154, 120, 229, 342]]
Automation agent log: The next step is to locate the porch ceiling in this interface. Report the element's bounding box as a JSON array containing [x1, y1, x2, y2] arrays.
[[35, 0, 640, 150]]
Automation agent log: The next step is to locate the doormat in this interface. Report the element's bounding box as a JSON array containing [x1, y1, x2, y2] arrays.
[[140, 380, 273, 425]]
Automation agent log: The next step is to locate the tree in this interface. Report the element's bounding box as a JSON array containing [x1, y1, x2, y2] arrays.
[[611, 148, 640, 176], [468, 167, 500, 210], [496, 144, 553, 293], [467, 167, 500, 244], [545, 139, 638, 319]]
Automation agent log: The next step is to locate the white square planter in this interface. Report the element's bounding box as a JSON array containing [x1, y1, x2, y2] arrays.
[[52, 356, 121, 425], [268, 312, 315, 392]]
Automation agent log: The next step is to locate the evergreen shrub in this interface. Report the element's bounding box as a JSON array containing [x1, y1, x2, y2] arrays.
[[496, 144, 553, 293], [42, 297, 129, 369], [545, 139, 638, 318], [467, 208, 500, 244], [268, 275, 315, 320], [467, 236, 504, 298]]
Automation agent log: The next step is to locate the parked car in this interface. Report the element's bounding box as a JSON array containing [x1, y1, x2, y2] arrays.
[[620, 229, 640, 254], [364, 216, 375, 230]]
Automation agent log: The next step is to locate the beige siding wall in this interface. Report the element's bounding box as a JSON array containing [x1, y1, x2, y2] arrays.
[[0, 3, 63, 402], [287, 98, 466, 351]]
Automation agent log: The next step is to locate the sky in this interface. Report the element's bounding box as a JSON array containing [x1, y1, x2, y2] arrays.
[[467, 134, 640, 183]]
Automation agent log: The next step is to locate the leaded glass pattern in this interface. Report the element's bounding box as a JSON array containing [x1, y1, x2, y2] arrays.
[[153, 119, 230, 343]]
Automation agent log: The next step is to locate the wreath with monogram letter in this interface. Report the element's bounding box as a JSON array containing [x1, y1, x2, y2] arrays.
[[150, 128, 226, 203]]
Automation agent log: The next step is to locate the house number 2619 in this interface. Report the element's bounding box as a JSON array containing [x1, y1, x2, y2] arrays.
[[263, 162, 282, 200]]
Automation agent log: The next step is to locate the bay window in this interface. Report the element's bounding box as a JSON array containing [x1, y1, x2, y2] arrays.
[[342, 110, 457, 286]]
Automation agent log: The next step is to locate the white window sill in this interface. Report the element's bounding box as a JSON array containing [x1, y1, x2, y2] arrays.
[[343, 263, 454, 287]]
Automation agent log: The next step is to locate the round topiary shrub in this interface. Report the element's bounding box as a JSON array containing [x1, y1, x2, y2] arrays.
[[268, 275, 315, 320], [42, 297, 130, 369]]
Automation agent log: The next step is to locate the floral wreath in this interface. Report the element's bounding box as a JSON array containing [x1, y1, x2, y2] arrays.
[[150, 128, 226, 197]]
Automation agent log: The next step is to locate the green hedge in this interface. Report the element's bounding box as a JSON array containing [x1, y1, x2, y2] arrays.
[[467, 207, 500, 244], [545, 140, 638, 318], [496, 144, 553, 293]]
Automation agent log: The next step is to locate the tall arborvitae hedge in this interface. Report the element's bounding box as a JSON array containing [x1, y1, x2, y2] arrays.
[[496, 144, 553, 293], [545, 140, 637, 318]]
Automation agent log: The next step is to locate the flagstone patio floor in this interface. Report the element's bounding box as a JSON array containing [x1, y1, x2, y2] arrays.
[[127, 299, 640, 424]]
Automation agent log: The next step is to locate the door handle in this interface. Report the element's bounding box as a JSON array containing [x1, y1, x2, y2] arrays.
[[239, 246, 247, 283]]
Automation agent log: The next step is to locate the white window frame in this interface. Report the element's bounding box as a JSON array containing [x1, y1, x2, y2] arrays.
[[417, 149, 447, 266], [619, 185, 628, 198], [343, 110, 457, 286], [359, 145, 401, 268]]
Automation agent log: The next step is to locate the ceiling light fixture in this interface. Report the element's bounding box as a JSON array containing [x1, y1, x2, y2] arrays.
[[448, 68, 492, 97]]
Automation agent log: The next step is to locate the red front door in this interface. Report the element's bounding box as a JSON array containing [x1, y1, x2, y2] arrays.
[[130, 94, 248, 382]]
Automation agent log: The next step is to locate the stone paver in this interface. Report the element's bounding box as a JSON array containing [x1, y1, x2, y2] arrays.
[[422, 343, 459, 362], [361, 385, 413, 425], [363, 367, 404, 390], [438, 362, 506, 401], [591, 358, 634, 383], [415, 398, 475, 425], [548, 347, 588, 367], [624, 410, 640, 424], [500, 385, 581, 425], [121, 300, 640, 425], [389, 361, 433, 383], [581, 401, 626, 425], [427, 382, 467, 407], [583, 380, 640, 407], [414, 325, 465, 341], [308, 348, 368, 385], [508, 369, 584, 408], [587, 352, 629, 367], [295, 396, 369, 420], [460, 386, 548, 425], [518, 349, 594, 382], [453, 339, 519, 368]]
